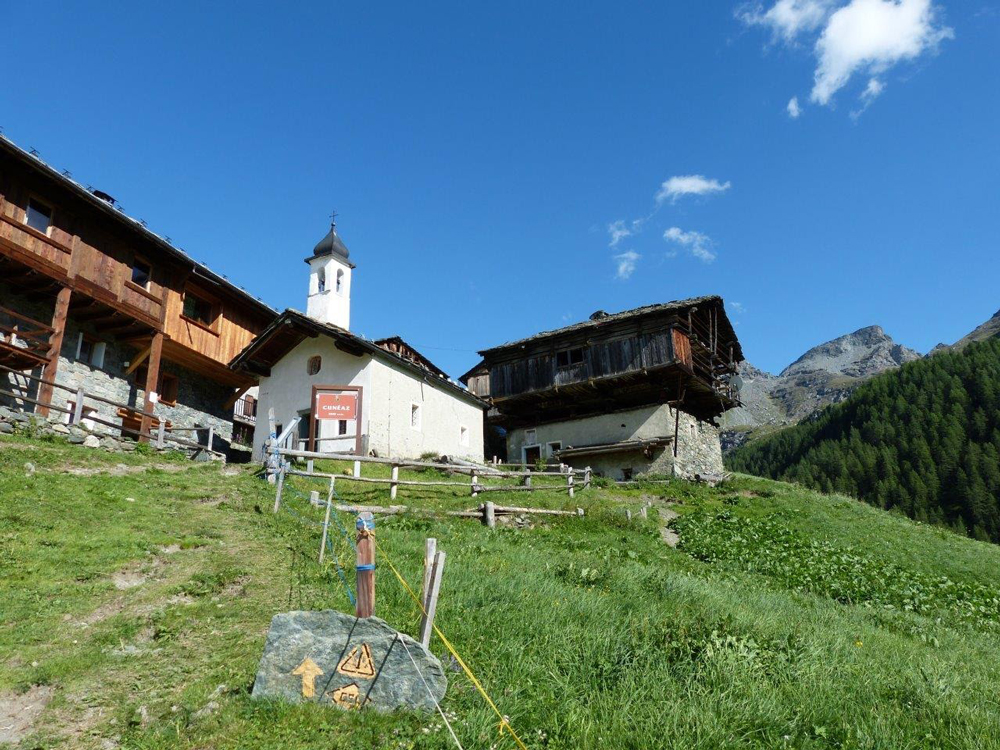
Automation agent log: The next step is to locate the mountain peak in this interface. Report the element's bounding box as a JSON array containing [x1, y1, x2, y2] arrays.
[[779, 326, 919, 379]]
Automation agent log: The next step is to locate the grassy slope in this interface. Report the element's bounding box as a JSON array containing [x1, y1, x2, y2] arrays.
[[3, 437, 1000, 749]]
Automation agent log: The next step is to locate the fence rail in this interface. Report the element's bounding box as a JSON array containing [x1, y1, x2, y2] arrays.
[[0, 360, 223, 456]]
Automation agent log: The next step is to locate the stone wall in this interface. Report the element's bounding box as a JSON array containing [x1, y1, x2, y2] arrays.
[[1, 283, 234, 451]]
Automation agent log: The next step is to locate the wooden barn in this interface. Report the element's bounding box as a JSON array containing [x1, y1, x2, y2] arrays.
[[462, 296, 743, 480]]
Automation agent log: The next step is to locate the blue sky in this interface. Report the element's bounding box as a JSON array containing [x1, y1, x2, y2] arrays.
[[2, 1, 997, 376]]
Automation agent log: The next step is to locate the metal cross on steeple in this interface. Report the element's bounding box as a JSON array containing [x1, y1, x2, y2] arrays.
[[330, 210, 338, 229]]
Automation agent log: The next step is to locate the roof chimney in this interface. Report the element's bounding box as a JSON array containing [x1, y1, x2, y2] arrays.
[[590, 310, 609, 321]]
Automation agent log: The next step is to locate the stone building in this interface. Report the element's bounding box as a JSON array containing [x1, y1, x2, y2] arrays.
[[461, 297, 743, 481], [0, 135, 274, 451], [231, 223, 486, 462]]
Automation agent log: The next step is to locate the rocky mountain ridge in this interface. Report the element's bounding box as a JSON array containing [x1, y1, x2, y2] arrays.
[[721, 325, 921, 451], [930, 308, 1000, 354]]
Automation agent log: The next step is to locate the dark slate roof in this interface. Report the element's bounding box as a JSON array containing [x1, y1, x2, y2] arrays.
[[310, 223, 352, 264], [478, 295, 727, 355], [230, 310, 487, 408], [0, 134, 277, 319]]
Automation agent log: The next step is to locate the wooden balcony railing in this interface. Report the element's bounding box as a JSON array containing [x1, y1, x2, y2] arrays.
[[234, 394, 257, 423], [0, 304, 53, 365]]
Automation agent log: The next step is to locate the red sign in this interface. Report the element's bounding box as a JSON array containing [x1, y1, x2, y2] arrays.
[[315, 392, 357, 420]]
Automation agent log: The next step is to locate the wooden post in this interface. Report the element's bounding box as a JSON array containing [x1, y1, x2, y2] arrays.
[[523, 471, 532, 488], [273, 464, 286, 514], [309, 490, 321, 507], [355, 512, 375, 618], [584, 467, 592, 489], [139, 332, 164, 442], [206, 425, 214, 452], [306, 458, 314, 474], [156, 421, 165, 449], [390, 465, 399, 501], [266, 407, 278, 483], [319, 484, 334, 563], [71, 387, 84, 425], [568, 473, 575, 499], [420, 538, 437, 610], [483, 500, 496, 528], [640, 506, 648, 519], [353, 460, 362, 478], [37, 286, 72, 417], [471, 473, 479, 497], [626, 509, 633, 522], [419, 551, 446, 648]]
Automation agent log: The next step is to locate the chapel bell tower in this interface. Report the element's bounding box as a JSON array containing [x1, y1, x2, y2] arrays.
[[306, 218, 353, 330]]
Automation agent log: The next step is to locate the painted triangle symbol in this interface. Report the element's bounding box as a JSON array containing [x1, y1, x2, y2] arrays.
[[337, 642, 376, 678]]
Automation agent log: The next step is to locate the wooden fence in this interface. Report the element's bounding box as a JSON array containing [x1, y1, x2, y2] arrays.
[[0, 360, 223, 456]]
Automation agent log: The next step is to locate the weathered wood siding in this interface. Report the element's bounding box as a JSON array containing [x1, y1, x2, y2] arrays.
[[490, 330, 675, 398]]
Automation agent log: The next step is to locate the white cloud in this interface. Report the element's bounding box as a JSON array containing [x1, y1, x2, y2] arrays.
[[656, 175, 731, 204], [740, 0, 834, 41], [811, 0, 953, 106], [607, 218, 645, 248], [730, 301, 747, 314], [663, 227, 717, 263], [787, 96, 802, 117], [614, 251, 640, 279]]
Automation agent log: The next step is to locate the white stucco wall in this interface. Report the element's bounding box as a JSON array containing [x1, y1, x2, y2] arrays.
[[367, 358, 484, 461], [252, 336, 485, 462], [306, 255, 352, 330], [505, 403, 723, 480], [251, 337, 372, 460]]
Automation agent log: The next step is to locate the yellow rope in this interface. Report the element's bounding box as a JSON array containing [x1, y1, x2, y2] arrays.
[[371, 535, 530, 750]]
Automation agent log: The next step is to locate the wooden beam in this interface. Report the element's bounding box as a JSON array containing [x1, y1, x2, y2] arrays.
[[36, 286, 72, 417], [125, 344, 151, 376], [138, 331, 163, 442], [224, 383, 252, 410]]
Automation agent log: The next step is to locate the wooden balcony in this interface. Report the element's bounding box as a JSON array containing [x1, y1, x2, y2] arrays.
[[0, 304, 52, 370]]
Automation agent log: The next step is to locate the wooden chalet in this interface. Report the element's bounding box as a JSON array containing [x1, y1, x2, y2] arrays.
[[0, 135, 275, 441], [463, 296, 743, 428]]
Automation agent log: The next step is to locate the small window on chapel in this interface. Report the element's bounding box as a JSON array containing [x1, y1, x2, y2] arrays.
[[307, 356, 322, 375], [316, 268, 326, 293], [336, 269, 344, 294], [25, 198, 52, 233]]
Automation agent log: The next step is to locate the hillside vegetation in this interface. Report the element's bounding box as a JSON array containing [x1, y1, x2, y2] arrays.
[[729, 337, 1000, 543], [4, 436, 1000, 748]]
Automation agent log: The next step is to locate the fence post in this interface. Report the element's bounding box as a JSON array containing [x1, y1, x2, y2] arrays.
[[353, 460, 362, 479], [206, 425, 214, 453], [471, 473, 479, 498], [568, 473, 575, 499], [421, 538, 437, 610], [309, 490, 321, 507], [523, 471, 532, 488], [307, 458, 314, 474], [625, 509, 632, 522], [419, 551, 446, 648], [483, 500, 496, 528], [584, 467, 592, 489], [156, 421, 165, 449], [266, 408, 278, 484], [355, 512, 375, 618], [319, 494, 333, 563], [390, 465, 399, 501], [72, 387, 84, 425], [273, 462, 286, 514]]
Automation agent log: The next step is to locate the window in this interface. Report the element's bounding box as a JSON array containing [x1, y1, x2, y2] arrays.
[[159, 374, 179, 406], [556, 347, 585, 368], [25, 198, 52, 233], [182, 290, 215, 326], [338, 419, 348, 436], [316, 268, 326, 293], [131, 258, 152, 289], [460, 425, 469, 447], [546, 441, 562, 457], [75, 334, 106, 369], [524, 429, 537, 445], [410, 403, 421, 431], [335, 269, 344, 294], [307, 356, 322, 375]]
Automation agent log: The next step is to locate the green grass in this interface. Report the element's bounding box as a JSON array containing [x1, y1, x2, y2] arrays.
[[3, 437, 1000, 749]]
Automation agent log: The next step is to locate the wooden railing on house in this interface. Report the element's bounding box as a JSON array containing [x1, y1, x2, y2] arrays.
[[234, 394, 257, 424], [0, 304, 53, 366], [0, 361, 223, 456]]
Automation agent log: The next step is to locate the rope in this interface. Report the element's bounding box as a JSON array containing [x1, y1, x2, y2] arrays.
[[399, 636, 465, 749], [371, 534, 529, 750]]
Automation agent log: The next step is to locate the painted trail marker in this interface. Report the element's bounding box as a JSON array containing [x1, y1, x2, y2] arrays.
[[251, 610, 446, 712]]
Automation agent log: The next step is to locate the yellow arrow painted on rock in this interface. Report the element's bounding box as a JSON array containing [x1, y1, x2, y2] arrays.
[[291, 657, 324, 698]]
